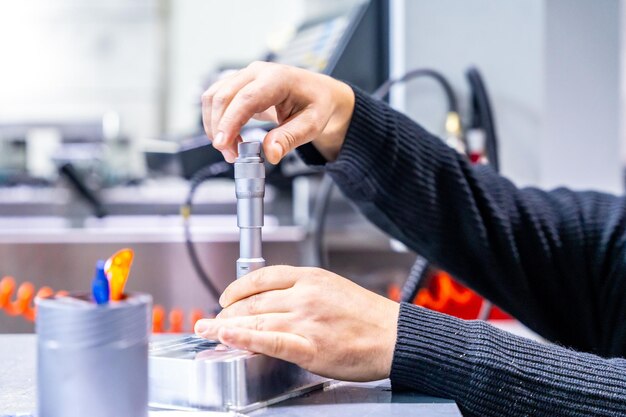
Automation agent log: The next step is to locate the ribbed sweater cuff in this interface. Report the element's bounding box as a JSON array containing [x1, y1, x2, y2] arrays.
[[391, 303, 473, 397], [296, 142, 327, 166]]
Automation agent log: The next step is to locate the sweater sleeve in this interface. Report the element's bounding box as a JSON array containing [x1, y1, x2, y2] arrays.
[[392, 303, 626, 417], [306, 87, 626, 357]]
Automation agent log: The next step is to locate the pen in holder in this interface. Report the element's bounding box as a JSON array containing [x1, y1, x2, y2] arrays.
[[36, 292, 152, 417]]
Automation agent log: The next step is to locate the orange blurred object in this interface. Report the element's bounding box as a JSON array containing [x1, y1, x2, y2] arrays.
[[153, 305, 165, 333], [190, 309, 204, 331], [169, 308, 184, 333], [1, 275, 212, 333], [105, 248, 134, 301], [152, 305, 210, 333], [0, 276, 66, 321], [1, 246, 213, 332], [388, 270, 511, 320]]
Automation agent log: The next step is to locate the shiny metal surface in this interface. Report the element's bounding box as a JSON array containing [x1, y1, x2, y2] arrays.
[[235, 142, 266, 278], [249, 380, 462, 417], [0, 334, 462, 417], [149, 336, 327, 412]]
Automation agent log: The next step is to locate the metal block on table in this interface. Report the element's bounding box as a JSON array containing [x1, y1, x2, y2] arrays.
[[149, 336, 327, 413]]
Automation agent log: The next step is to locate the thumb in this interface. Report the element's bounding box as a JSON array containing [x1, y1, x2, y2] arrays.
[[263, 110, 324, 164]]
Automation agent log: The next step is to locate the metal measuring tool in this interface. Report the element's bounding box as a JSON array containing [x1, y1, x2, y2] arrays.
[[235, 141, 266, 279]]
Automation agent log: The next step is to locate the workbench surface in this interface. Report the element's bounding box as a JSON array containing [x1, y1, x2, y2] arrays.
[[0, 334, 462, 417]]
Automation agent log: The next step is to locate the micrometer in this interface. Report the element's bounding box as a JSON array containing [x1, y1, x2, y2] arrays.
[[234, 141, 266, 278]]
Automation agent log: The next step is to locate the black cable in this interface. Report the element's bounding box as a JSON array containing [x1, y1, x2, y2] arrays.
[[181, 162, 231, 301], [466, 67, 499, 172], [59, 162, 108, 218], [372, 68, 458, 112], [309, 174, 334, 269], [400, 255, 430, 303]]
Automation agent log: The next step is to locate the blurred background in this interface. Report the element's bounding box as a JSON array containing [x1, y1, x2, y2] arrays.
[[0, 0, 624, 336]]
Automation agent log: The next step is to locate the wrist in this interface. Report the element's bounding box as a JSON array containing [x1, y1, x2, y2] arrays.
[[313, 81, 355, 161], [378, 299, 400, 379]]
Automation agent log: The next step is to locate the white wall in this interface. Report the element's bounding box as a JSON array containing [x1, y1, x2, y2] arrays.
[[543, 0, 622, 193], [165, 0, 306, 135], [398, 0, 624, 193], [0, 0, 163, 139], [0, 0, 367, 141], [0, 0, 307, 140]]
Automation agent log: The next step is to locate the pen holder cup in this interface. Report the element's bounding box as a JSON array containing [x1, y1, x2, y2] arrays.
[[36, 292, 152, 417]]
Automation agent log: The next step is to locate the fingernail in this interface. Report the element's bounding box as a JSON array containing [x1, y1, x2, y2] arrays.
[[213, 131, 224, 147], [270, 141, 283, 163], [194, 320, 210, 335]]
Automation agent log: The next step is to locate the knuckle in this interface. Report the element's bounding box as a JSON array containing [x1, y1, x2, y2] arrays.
[[203, 122, 211, 139], [268, 264, 286, 276], [300, 341, 316, 369], [301, 294, 317, 311], [299, 267, 320, 283], [247, 293, 261, 315], [219, 289, 229, 305], [271, 333, 284, 356], [265, 265, 278, 276], [217, 307, 229, 319], [248, 60, 265, 70], [212, 93, 229, 106], [249, 269, 266, 288], [201, 92, 212, 105], [281, 129, 297, 148], [275, 63, 290, 77], [254, 315, 265, 331], [219, 113, 245, 129], [239, 89, 256, 103]]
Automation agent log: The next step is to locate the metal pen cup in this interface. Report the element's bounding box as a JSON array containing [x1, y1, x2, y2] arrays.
[[36, 292, 152, 417]]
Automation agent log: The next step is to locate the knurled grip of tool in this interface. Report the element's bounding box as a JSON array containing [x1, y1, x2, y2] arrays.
[[235, 142, 266, 279]]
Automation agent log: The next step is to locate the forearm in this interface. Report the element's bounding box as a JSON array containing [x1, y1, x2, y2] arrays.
[[393, 303, 626, 417], [306, 86, 534, 326], [300, 86, 626, 352]]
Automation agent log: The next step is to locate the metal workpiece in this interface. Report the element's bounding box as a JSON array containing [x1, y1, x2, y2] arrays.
[[148, 336, 327, 412], [235, 141, 266, 278]]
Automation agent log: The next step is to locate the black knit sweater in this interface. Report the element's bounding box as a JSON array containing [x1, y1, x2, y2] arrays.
[[298, 88, 626, 416]]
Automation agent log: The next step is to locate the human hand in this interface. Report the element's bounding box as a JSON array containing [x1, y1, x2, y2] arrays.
[[194, 265, 400, 382], [201, 61, 355, 164]]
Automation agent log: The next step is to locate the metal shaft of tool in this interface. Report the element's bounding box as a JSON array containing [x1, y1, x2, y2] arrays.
[[235, 142, 266, 278]]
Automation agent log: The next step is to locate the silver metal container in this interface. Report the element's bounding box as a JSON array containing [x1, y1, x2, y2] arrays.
[[36, 292, 152, 417]]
